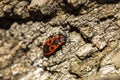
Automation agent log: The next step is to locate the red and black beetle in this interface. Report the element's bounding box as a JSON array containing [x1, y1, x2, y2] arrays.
[[43, 35, 66, 57]]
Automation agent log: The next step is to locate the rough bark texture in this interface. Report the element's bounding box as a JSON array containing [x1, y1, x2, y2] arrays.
[[0, 0, 120, 80]]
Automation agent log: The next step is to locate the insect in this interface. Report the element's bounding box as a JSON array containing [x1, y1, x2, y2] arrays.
[[43, 34, 66, 57]]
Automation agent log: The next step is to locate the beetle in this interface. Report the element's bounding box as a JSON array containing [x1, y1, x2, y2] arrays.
[[43, 35, 66, 57]]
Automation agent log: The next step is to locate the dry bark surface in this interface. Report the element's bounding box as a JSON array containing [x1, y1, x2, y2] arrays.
[[0, 0, 120, 80]]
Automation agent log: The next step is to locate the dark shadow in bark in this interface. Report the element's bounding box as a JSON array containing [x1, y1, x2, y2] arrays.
[[96, 0, 120, 4]]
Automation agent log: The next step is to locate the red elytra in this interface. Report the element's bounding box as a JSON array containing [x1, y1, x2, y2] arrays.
[[43, 35, 66, 57]]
